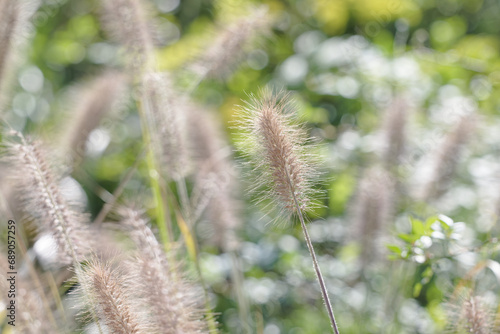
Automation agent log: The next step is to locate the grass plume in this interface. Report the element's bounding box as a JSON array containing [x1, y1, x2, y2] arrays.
[[61, 70, 128, 163], [80, 257, 147, 334], [100, 0, 155, 73], [421, 114, 476, 200], [445, 289, 498, 334], [0, 0, 33, 111], [235, 89, 340, 333], [4, 132, 91, 265], [350, 167, 394, 266], [189, 108, 241, 251], [381, 96, 407, 168], [192, 6, 270, 79], [141, 71, 189, 181], [236, 90, 319, 217], [0, 0, 20, 93], [119, 207, 211, 333]]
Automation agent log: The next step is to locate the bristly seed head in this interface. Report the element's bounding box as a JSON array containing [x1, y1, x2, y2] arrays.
[[5, 134, 91, 265], [100, 0, 155, 73], [191, 6, 271, 79], [445, 289, 498, 334], [141, 72, 190, 181], [118, 207, 210, 333], [80, 258, 146, 334], [236, 90, 320, 219]]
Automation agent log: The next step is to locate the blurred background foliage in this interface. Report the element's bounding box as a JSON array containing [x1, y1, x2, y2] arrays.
[[3, 0, 500, 333]]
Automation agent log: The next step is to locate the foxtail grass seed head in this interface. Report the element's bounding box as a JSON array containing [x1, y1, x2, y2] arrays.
[[101, 0, 155, 73], [0, 0, 19, 92], [381, 96, 407, 168], [189, 109, 242, 251], [420, 114, 476, 201], [237, 91, 340, 334], [236, 90, 320, 219], [4, 134, 91, 265], [80, 258, 147, 334], [141, 72, 190, 180], [119, 206, 167, 266], [192, 6, 270, 79], [61, 71, 128, 163], [119, 207, 210, 333], [445, 290, 498, 334], [350, 167, 394, 265], [0, 0, 35, 111]]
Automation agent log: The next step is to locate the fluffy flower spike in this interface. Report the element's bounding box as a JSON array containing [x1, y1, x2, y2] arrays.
[[236, 89, 320, 219]]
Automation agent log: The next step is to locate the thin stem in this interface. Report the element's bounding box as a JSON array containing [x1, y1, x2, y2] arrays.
[[286, 169, 340, 334], [93, 148, 145, 226], [193, 247, 219, 333], [136, 100, 171, 251], [297, 209, 340, 334], [167, 188, 218, 332], [148, 150, 170, 251], [230, 252, 252, 334], [176, 178, 192, 225]]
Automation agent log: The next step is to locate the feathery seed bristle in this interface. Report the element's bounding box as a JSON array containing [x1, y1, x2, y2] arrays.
[[421, 114, 476, 200], [0, 0, 19, 89], [189, 109, 242, 251], [119, 207, 210, 333], [237, 90, 319, 217], [101, 0, 155, 72], [61, 71, 128, 162], [5, 135, 91, 265], [381, 96, 408, 168], [445, 289, 497, 334], [192, 7, 270, 79], [350, 167, 395, 265], [82, 259, 145, 334]]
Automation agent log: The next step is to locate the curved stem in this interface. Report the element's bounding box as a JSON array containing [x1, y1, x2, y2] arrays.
[[286, 169, 340, 334]]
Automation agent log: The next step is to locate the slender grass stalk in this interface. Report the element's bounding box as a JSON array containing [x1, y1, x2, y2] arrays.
[[177, 178, 193, 224], [191, 239, 219, 333], [93, 148, 145, 226], [230, 252, 252, 333], [166, 191, 219, 333], [288, 169, 340, 334], [236, 90, 340, 333], [135, 99, 171, 250]]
